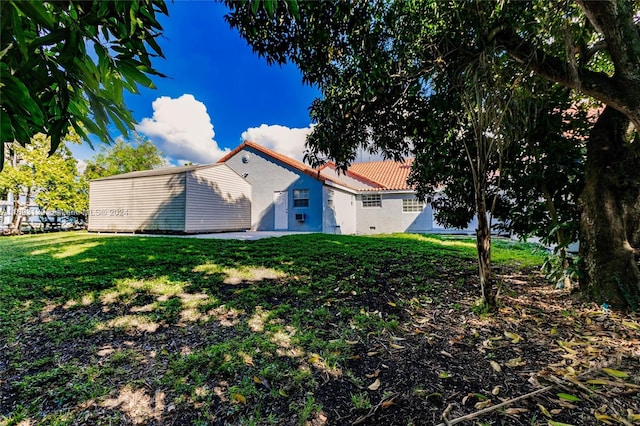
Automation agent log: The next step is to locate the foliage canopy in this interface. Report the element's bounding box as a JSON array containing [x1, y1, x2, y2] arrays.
[[83, 133, 166, 181], [0, 132, 86, 233], [224, 0, 640, 308], [0, 0, 168, 169]]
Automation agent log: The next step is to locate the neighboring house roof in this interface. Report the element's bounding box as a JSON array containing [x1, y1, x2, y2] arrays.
[[90, 163, 227, 182]]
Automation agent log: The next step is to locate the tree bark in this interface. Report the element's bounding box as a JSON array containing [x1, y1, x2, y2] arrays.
[[579, 106, 640, 310], [9, 196, 23, 235], [476, 195, 496, 310]]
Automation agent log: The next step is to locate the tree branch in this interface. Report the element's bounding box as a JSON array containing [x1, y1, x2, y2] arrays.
[[436, 386, 554, 426], [576, 0, 640, 79], [580, 40, 607, 66], [492, 26, 640, 130]]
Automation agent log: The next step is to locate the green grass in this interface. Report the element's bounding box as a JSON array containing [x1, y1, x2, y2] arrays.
[[0, 231, 544, 425]]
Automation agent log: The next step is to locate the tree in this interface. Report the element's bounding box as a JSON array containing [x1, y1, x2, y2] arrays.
[[0, 1, 168, 169], [422, 51, 535, 310], [83, 133, 166, 180], [224, 0, 640, 309], [490, 1, 640, 307], [0, 133, 85, 234], [495, 92, 589, 288], [410, 76, 589, 291]]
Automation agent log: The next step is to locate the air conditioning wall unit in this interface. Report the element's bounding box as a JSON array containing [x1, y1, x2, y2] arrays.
[[295, 213, 306, 222]]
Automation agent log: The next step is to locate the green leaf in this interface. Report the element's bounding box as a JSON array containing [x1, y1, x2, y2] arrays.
[[145, 34, 164, 58], [130, 4, 139, 35], [94, 44, 110, 77], [251, 0, 260, 15], [106, 106, 134, 137], [0, 42, 14, 60], [602, 368, 629, 379], [548, 421, 575, 426], [2, 75, 44, 127], [79, 115, 105, 140], [557, 393, 581, 402], [118, 61, 156, 89], [14, 1, 54, 28], [264, 0, 276, 18], [286, 0, 300, 19]]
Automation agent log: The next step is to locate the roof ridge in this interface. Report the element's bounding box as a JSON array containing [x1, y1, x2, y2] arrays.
[[219, 140, 359, 191], [318, 162, 384, 189], [90, 163, 225, 181]]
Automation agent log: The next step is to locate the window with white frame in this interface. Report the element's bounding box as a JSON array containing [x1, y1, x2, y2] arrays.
[[362, 193, 382, 208], [402, 198, 425, 213], [293, 189, 309, 207]]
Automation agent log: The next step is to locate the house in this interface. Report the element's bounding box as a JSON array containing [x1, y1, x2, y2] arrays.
[[86, 140, 476, 235], [218, 141, 357, 233], [88, 163, 250, 233], [218, 141, 476, 235]]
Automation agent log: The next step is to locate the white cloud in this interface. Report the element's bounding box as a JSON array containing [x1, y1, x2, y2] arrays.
[[136, 94, 229, 164], [241, 124, 314, 162]]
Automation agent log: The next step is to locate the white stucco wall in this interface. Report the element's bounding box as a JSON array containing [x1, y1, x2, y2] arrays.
[[431, 210, 478, 233], [322, 186, 357, 234], [223, 148, 324, 232], [355, 192, 433, 234]]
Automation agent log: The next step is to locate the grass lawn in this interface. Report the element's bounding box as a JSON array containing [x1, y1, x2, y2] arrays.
[[1, 232, 638, 425]]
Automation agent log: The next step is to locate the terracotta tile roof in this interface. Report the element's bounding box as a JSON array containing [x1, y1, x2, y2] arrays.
[[317, 163, 384, 189], [218, 140, 309, 170], [218, 141, 357, 190], [219, 141, 415, 191], [347, 159, 414, 190]]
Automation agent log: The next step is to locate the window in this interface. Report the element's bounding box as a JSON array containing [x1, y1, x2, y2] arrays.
[[293, 189, 309, 207], [403, 198, 425, 213], [327, 190, 334, 208], [362, 194, 381, 208]]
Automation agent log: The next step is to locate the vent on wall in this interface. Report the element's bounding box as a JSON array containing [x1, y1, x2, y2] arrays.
[[295, 213, 306, 222]]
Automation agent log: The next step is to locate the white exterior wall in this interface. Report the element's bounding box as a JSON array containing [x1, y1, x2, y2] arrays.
[[88, 173, 186, 232], [431, 210, 478, 233], [224, 148, 324, 231], [88, 164, 251, 234], [184, 165, 251, 233], [322, 186, 357, 234], [356, 192, 433, 234]]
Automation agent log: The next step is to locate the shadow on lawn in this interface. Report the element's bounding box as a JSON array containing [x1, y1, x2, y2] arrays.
[[3, 233, 640, 426], [3, 232, 478, 425]]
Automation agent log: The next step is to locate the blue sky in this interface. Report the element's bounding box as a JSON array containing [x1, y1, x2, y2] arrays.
[[72, 1, 320, 165]]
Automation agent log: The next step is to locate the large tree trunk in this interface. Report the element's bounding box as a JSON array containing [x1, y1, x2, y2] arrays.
[[476, 195, 496, 310], [579, 106, 640, 310]]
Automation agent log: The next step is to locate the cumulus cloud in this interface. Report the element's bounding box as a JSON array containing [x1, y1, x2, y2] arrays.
[[136, 94, 229, 164], [241, 124, 314, 162]]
